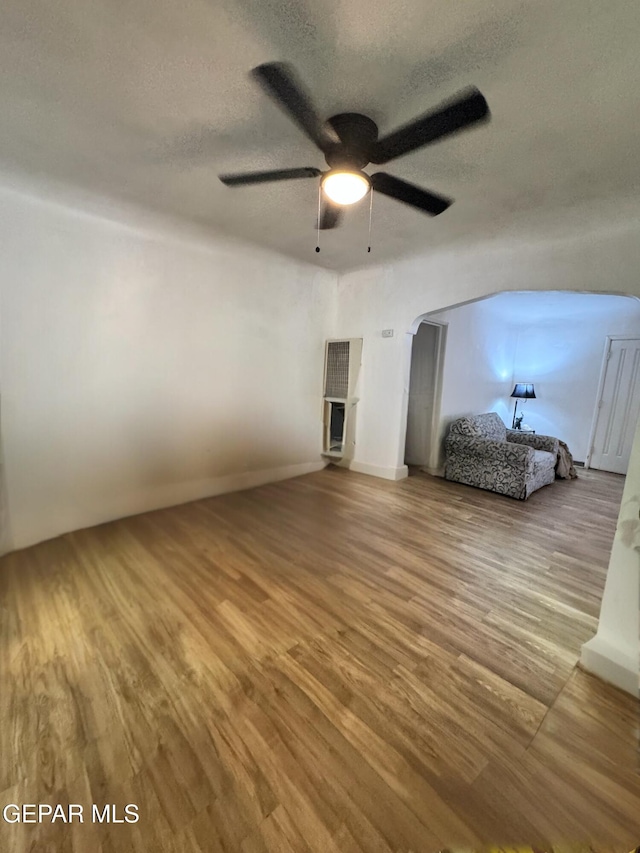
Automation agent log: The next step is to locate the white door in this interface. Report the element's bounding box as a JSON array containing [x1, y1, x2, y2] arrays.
[[590, 338, 640, 474]]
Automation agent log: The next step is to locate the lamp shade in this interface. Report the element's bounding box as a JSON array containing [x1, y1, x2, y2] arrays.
[[511, 383, 536, 399]]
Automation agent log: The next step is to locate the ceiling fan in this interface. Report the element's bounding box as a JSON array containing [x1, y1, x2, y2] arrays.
[[219, 62, 490, 230]]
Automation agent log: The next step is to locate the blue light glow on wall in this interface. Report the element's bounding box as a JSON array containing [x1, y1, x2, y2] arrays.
[[422, 291, 640, 464]]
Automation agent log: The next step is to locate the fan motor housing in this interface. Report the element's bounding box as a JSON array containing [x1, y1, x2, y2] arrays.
[[325, 113, 378, 169]]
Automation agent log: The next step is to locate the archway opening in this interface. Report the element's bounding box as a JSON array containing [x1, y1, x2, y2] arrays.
[[401, 290, 640, 476]]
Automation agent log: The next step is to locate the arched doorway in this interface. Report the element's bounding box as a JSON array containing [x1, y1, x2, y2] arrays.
[[400, 291, 640, 476]]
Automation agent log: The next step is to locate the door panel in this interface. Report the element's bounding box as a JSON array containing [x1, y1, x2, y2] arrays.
[[405, 323, 439, 466], [590, 338, 640, 474]]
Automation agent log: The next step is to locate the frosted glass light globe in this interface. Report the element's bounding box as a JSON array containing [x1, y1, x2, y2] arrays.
[[322, 171, 370, 205]]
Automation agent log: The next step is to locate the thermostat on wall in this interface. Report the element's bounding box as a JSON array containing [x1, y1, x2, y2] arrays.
[[382, 329, 394, 338]]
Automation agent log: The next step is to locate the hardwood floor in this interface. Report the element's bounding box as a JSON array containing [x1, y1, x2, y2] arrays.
[[1, 467, 638, 852]]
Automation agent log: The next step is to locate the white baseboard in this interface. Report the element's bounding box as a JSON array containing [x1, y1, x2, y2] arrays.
[[349, 461, 409, 481], [196, 460, 328, 498], [580, 636, 638, 697]]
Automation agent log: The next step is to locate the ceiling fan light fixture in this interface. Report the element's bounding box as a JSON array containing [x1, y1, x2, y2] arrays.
[[321, 170, 370, 205], [219, 63, 491, 231]]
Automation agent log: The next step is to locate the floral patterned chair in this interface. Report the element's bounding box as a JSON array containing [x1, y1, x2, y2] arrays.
[[444, 412, 559, 500]]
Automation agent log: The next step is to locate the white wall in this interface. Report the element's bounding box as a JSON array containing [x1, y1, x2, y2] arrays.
[[0, 400, 8, 555], [335, 214, 640, 478], [581, 415, 640, 696], [425, 292, 640, 465], [425, 299, 514, 465], [0, 184, 336, 552]]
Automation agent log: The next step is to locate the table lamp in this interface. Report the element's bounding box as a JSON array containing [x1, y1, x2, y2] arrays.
[[511, 383, 536, 429]]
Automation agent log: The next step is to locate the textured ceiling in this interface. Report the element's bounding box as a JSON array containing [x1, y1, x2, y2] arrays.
[[1, 0, 640, 270]]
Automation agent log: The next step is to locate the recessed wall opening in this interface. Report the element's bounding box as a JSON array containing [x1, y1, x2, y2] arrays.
[[327, 401, 346, 453], [322, 338, 362, 462]]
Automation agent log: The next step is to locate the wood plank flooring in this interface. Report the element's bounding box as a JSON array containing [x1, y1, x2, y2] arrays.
[[1, 467, 638, 852]]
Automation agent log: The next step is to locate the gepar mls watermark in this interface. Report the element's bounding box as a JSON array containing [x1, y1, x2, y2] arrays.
[[3, 804, 139, 824]]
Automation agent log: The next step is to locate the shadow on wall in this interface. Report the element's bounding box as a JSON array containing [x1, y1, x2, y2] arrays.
[[116, 418, 316, 486], [3, 414, 325, 554], [0, 414, 13, 556]]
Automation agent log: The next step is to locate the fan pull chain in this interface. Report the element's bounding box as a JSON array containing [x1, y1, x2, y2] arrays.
[[315, 183, 322, 253], [367, 188, 374, 253]]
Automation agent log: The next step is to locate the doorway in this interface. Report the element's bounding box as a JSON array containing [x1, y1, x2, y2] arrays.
[[404, 321, 445, 469], [588, 336, 640, 474]]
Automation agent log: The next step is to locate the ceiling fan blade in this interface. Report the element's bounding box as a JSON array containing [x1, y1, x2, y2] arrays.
[[219, 167, 322, 187], [251, 62, 339, 152], [370, 87, 489, 164], [318, 199, 343, 230], [371, 173, 452, 215]]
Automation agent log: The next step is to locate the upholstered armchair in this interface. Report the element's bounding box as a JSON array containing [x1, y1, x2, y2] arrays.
[[444, 412, 559, 500]]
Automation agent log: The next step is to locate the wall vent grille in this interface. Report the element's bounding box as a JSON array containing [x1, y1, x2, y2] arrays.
[[325, 341, 350, 398]]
